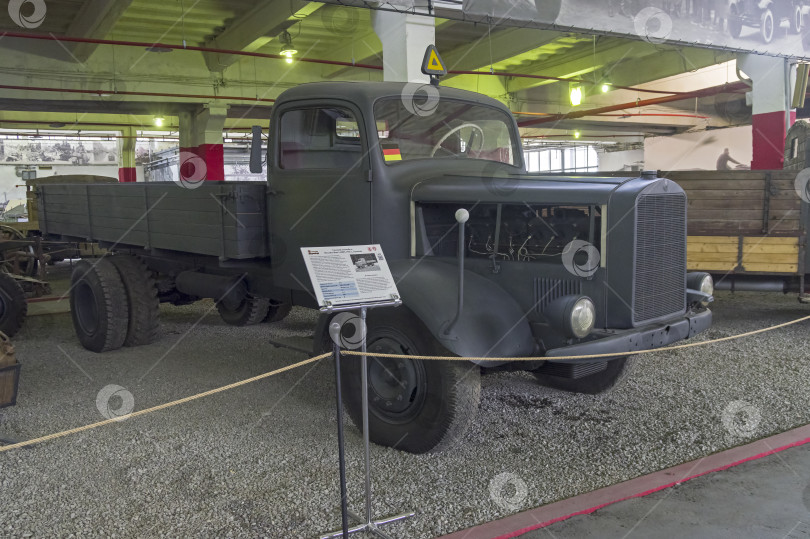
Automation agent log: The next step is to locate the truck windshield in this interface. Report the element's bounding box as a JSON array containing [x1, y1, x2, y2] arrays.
[[373, 97, 518, 166]]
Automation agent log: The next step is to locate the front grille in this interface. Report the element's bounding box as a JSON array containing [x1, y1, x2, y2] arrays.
[[534, 277, 582, 314], [633, 193, 686, 324]]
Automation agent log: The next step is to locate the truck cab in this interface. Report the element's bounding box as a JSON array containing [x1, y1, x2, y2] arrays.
[[39, 80, 713, 454]]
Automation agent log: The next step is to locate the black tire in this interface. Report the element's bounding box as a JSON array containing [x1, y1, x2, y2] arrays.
[[0, 273, 27, 338], [217, 296, 270, 326], [109, 255, 159, 346], [69, 258, 129, 352], [263, 302, 292, 323], [729, 13, 743, 37], [320, 308, 481, 454], [533, 357, 635, 395], [761, 8, 775, 43]]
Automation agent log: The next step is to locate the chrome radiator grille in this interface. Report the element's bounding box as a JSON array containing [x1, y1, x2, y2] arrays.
[[633, 193, 687, 324]]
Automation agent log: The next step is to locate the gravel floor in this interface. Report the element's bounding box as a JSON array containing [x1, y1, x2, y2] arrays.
[[1, 263, 810, 538]]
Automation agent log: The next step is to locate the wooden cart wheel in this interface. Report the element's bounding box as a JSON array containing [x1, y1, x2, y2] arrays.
[[0, 225, 38, 278]]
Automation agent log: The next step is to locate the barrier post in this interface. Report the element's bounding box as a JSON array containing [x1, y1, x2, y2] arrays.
[[330, 322, 350, 538], [320, 302, 414, 539]]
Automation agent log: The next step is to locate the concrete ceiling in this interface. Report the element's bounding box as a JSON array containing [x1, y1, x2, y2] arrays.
[[0, 0, 744, 138]]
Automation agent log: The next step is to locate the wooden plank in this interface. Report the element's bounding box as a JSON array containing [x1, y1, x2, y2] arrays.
[[682, 189, 798, 200], [686, 261, 738, 271], [744, 263, 799, 273], [687, 220, 800, 235], [688, 252, 738, 262], [668, 171, 768, 181], [675, 179, 767, 190], [688, 209, 798, 221], [687, 236, 739, 243], [688, 243, 797, 254], [686, 198, 800, 210], [741, 254, 798, 264], [742, 237, 800, 246]]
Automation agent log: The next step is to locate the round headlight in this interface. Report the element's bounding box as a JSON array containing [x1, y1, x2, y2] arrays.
[[570, 297, 595, 338], [699, 274, 714, 297]]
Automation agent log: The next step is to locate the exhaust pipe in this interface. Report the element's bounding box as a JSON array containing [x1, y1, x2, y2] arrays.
[[714, 277, 787, 293], [175, 271, 246, 309]]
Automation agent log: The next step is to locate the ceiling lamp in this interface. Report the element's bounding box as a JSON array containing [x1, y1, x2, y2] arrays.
[[601, 83, 611, 93], [570, 86, 583, 107], [280, 30, 297, 64], [153, 116, 165, 127], [574, 131, 581, 139]]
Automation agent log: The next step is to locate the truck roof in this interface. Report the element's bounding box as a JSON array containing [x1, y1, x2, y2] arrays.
[[273, 81, 513, 114]]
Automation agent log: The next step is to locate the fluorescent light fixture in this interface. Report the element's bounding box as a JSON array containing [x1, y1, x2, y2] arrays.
[[570, 86, 582, 106]]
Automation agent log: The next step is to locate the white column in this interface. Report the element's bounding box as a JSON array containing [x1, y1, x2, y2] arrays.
[[738, 54, 796, 169], [371, 11, 435, 83]]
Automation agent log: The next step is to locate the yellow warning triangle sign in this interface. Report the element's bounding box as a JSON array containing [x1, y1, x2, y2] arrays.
[[421, 45, 447, 77]]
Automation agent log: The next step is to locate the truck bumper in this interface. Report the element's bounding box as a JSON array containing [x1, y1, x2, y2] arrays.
[[543, 308, 712, 363]]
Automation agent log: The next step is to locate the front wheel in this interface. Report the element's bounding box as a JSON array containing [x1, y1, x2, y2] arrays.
[[319, 309, 481, 453], [728, 13, 743, 37], [533, 357, 635, 394], [792, 5, 802, 33], [761, 8, 775, 42]]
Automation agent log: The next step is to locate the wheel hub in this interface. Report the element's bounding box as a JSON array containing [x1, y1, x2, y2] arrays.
[[367, 337, 423, 417]]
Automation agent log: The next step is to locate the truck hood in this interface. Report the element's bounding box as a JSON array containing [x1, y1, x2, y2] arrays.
[[411, 172, 656, 205]]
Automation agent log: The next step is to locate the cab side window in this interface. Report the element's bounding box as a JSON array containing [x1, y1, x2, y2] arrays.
[[278, 107, 363, 170]]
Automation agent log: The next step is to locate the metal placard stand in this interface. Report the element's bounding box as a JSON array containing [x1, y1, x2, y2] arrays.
[[320, 298, 415, 539]]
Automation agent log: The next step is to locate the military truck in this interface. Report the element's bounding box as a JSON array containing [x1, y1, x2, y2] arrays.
[[727, 0, 804, 43], [37, 80, 713, 454]]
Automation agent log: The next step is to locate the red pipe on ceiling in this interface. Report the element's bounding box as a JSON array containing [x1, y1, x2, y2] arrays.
[[518, 81, 749, 127], [0, 84, 274, 103], [1, 30, 684, 96], [0, 117, 178, 128]]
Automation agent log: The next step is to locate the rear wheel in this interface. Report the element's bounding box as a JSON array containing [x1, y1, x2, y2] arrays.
[[217, 295, 270, 326], [0, 273, 27, 337], [533, 357, 635, 394], [319, 309, 481, 454], [761, 8, 775, 42], [109, 255, 159, 346], [728, 10, 743, 37], [70, 258, 129, 352]]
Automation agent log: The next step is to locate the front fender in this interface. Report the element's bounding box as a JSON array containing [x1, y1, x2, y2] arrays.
[[388, 258, 536, 365]]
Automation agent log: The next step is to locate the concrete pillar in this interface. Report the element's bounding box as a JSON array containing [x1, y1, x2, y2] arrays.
[[118, 126, 137, 182], [371, 10, 435, 83], [178, 104, 229, 182], [738, 54, 797, 170]]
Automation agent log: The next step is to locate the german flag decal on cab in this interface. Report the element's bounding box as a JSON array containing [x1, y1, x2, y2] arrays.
[[383, 147, 402, 162]]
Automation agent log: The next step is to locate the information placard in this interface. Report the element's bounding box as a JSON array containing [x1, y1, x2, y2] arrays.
[[301, 245, 400, 308]]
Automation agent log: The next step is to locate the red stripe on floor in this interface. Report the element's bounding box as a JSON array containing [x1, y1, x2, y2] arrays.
[[441, 424, 810, 539]]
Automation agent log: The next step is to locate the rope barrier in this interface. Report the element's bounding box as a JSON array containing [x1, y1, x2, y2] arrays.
[[342, 314, 810, 361], [2, 313, 809, 454], [0, 353, 331, 453]]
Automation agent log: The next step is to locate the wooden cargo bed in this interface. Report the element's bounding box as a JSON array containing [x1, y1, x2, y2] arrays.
[[665, 170, 808, 276]]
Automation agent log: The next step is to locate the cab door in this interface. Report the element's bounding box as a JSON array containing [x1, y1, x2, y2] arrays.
[[268, 101, 372, 294]]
